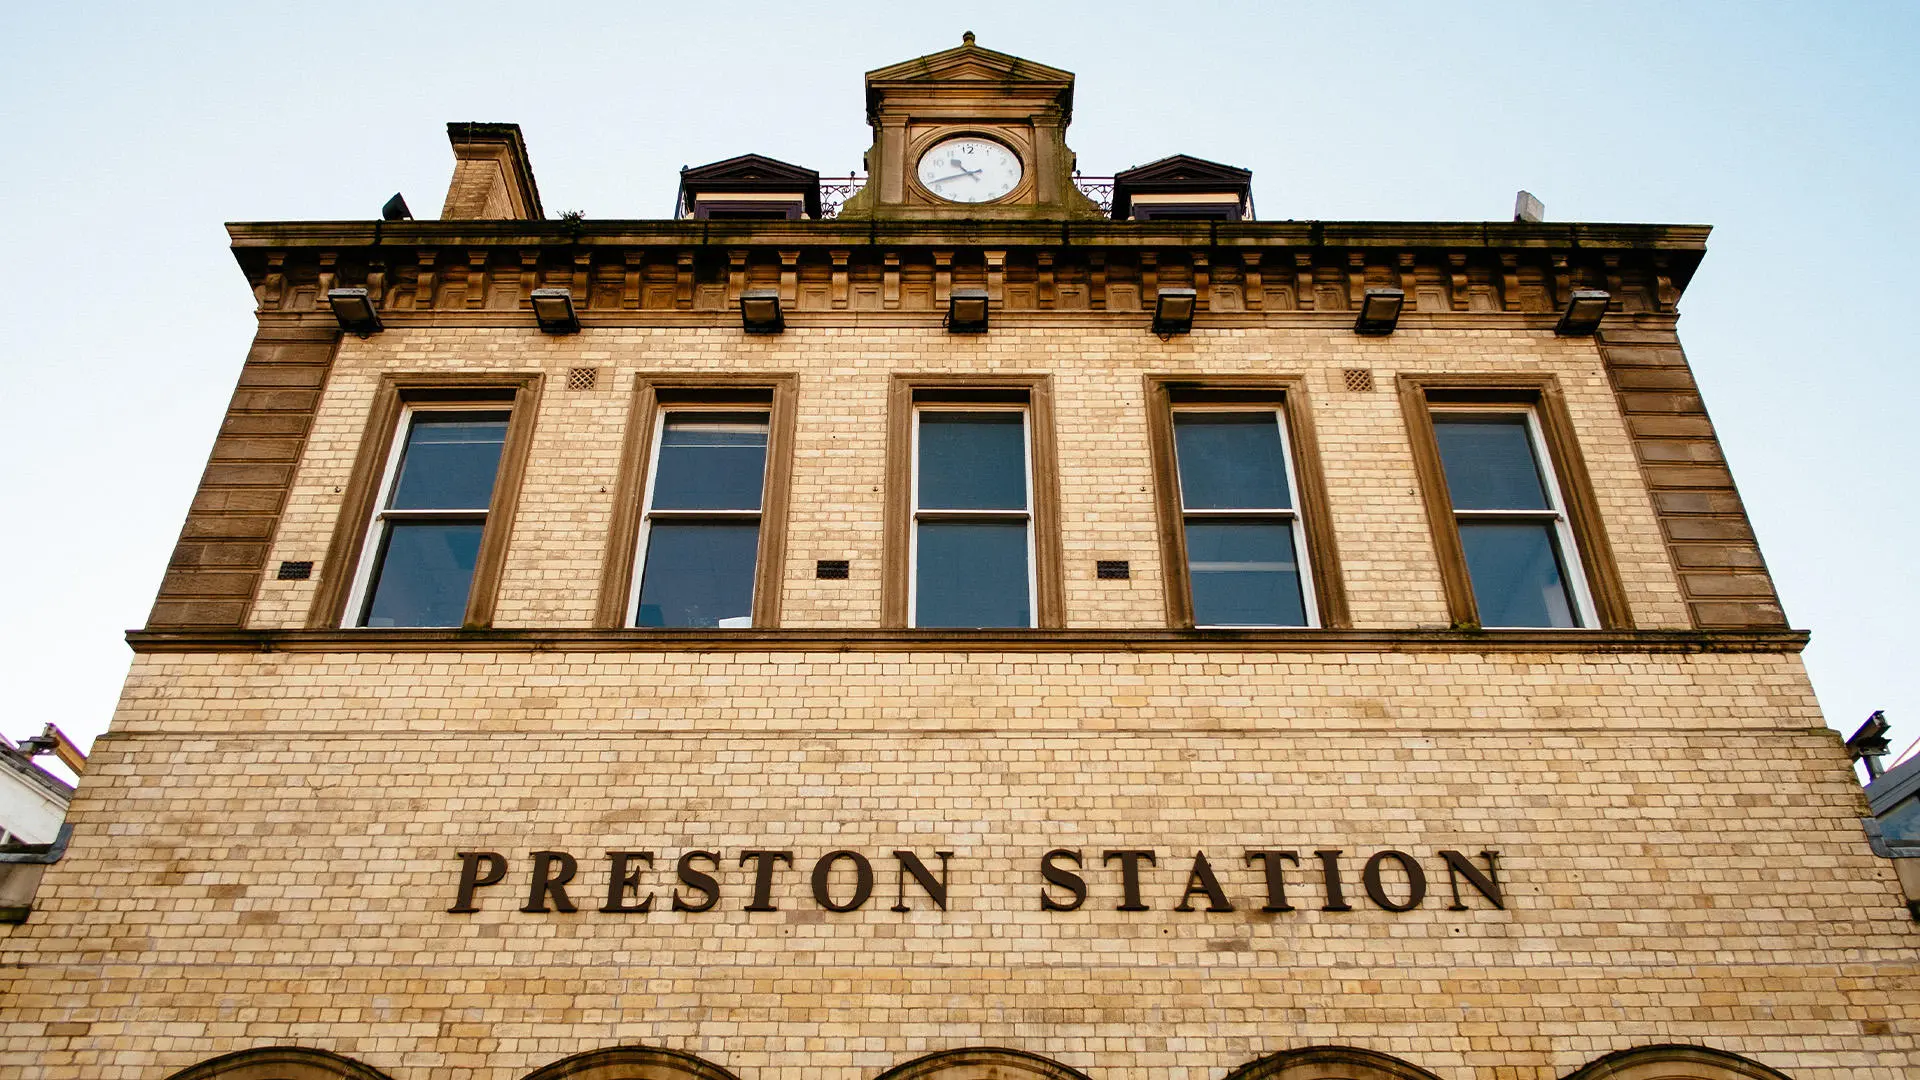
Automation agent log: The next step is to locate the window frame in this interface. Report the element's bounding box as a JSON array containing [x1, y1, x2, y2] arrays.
[[627, 405, 774, 629], [310, 372, 543, 630], [596, 374, 797, 629], [1145, 376, 1348, 630], [884, 375, 1064, 629], [907, 404, 1039, 629], [1167, 405, 1321, 628], [1398, 373, 1632, 630]]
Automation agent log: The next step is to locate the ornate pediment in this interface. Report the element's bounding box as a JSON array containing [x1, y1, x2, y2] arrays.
[[1115, 154, 1252, 187], [865, 32, 1074, 91], [680, 154, 820, 186]]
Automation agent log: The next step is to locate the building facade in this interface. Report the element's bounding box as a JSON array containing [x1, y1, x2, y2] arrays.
[[3, 37, 1916, 1080]]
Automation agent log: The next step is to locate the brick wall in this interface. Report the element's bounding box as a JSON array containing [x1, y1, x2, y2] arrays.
[[2, 649, 1915, 1078]]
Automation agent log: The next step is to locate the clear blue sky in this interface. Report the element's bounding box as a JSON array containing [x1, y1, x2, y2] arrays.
[[2, 3, 1915, 773]]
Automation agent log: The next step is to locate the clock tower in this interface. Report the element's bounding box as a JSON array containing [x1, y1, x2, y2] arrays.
[[837, 32, 1105, 220]]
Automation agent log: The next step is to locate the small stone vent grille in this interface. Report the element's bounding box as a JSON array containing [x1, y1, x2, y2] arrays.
[[1096, 560, 1131, 580], [1343, 368, 1376, 393], [816, 559, 850, 580], [567, 367, 599, 392], [276, 561, 313, 581]]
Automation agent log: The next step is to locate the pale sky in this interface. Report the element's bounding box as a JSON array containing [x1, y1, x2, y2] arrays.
[[2, 3, 1915, 777]]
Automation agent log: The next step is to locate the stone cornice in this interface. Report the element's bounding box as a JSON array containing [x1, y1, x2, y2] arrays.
[[127, 626, 1805, 656], [228, 218, 1710, 253], [230, 219, 1707, 321]]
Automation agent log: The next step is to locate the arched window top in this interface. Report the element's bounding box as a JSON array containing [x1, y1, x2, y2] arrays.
[[1561, 1045, 1794, 1080], [1223, 1046, 1446, 1080], [164, 1046, 394, 1080], [874, 1046, 1094, 1080], [520, 1045, 741, 1080]]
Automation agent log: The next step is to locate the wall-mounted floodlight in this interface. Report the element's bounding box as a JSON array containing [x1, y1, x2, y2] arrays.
[[1354, 287, 1405, 336], [946, 289, 990, 334], [382, 192, 413, 221], [1849, 710, 1893, 782], [327, 288, 382, 336], [530, 288, 580, 334], [1555, 289, 1610, 336], [1152, 288, 1197, 336], [741, 288, 784, 334]]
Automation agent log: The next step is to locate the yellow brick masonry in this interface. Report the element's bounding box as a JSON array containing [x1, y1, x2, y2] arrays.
[[10, 318, 1903, 1079], [2, 649, 1917, 1078], [245, 325, 1692, 632]]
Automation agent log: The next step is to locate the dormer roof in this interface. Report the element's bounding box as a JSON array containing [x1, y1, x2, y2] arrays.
[[1111, 154, 1253, 219], [677, 154, 822, 218]]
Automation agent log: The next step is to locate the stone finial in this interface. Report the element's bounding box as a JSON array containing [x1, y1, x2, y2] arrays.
[[963, 30, 975, 46]]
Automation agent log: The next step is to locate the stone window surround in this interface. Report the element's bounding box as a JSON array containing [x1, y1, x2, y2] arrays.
[[1397, 372, 1633, 631], [308, 372, 543, 630], [594, 373, 799, 630], [881, 373, 1066, 629], [1143, 374, 1349, 630]]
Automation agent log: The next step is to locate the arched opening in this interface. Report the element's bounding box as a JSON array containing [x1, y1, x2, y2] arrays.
[[163, 1046, 394, 1080], [873, 1046, 1094, 1080], [1223, 1046, 1446, 1080], [520, 1045, 742, 1080], [1561, 1045, 1794, 1080]]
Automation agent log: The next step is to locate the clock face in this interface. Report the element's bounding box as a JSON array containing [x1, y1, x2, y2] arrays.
[[916, 137, 1023, 204]]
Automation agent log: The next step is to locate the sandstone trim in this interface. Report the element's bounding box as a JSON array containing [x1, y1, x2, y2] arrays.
[[124, 626, 1811, 655]]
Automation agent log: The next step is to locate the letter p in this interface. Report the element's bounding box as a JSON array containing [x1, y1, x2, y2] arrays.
[[449, 851, 508, 913]]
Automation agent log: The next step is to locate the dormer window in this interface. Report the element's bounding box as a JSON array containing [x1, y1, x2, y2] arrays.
[[1111, 154, 1253, 221], [677, 154, 822, 220]]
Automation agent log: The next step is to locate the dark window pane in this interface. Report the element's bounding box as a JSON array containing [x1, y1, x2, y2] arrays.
[[362, 521, 484, 627], [650, 414, 769, 511], [635, 521, 760, 628], [1433, 416, 1550, 510], [915, 521, 1030, 627], [389, 413, 509, 510], [1459, 521, 1579, 627], [1882, 794, 1920, 844], [1185, 520, 1307, 626], [1174, 413, 1291, 509], [918, 412, 1027, 510]]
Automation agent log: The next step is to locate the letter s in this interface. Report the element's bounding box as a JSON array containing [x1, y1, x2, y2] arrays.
[[1040, 848, 1086, 912], [673, 850, 720, 912]]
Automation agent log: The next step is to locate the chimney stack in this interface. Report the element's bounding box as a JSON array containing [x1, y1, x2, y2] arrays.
[[441, 122, 544, 221]]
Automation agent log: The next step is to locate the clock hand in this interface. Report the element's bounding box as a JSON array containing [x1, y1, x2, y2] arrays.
[[928, 167, 984, 184]]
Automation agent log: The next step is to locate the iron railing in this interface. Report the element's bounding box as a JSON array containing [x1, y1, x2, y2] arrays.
[[816, 175, 1117, 218]]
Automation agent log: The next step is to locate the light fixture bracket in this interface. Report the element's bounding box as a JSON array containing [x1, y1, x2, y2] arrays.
[[1152, 287, 1197, 337], [326, 288, 383, 337], [1354, 287, 1405, 336], [946, 289, 990, 334], [530, 288, 581, 334], [1555, 289, 1611, 336], [740, 288, 785, 334]]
